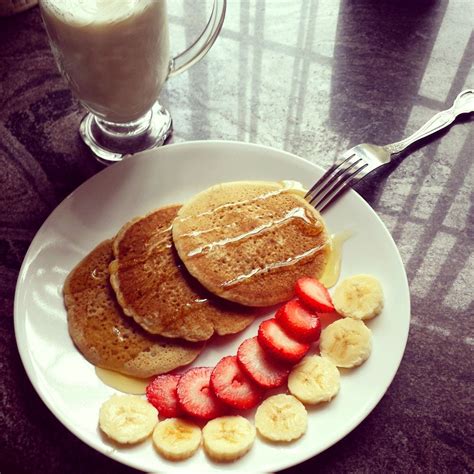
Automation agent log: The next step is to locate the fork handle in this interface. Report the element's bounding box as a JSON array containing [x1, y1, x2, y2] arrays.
[[383, 89, 474, 155]]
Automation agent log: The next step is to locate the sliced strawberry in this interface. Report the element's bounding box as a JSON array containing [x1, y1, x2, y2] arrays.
[[275, 298, 322, 343], [237, 337, 290, 388], [176, 367, 226, 420], [146, 374, 181, 418], [295, 277, 335, 313], [258, 319, 310, 364], [210, 355, 263, 409]]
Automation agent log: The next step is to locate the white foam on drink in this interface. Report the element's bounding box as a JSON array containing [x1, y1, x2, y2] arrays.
[[41, 0, 154, 25]]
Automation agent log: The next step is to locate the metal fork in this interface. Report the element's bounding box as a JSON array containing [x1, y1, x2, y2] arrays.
[[306, 89, 474, 211]]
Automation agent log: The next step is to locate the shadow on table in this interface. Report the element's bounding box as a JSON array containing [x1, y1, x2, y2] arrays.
[[328, 0, 473, 209]]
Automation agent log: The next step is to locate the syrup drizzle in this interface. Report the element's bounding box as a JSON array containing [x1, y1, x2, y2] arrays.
[[320, 230, 353, 288], [144, 224, 173, 257], [158, 224, 173, 234], [179, 222, 238, 239], [187, 207, 313, 258], [91, 268, 103, 280], [95, 367, 151, 395], [278, 180, 307, 197], [184, 297, 209, 310], [221, 242, 328, 288], [175, 187, 292, 224], [112, 326, 125, 342]]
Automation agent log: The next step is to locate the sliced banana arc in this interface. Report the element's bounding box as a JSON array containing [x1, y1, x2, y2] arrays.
[[288, 355, 340, 404], [319, 318, 372, 368], [152, 418, 201, 461], [202, 416, 256, 462], [99, 394, 157, 444], [333, 274, 384, 320], [255, 394, 307, 442]]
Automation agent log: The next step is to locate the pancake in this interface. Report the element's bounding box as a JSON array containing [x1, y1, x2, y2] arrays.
[[64, 239, 203, 378], [172, 181, 331, 307], [109, 205, 257, 341]]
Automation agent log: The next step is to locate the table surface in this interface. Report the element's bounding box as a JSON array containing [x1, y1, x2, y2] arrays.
[[1, 1, 473, 473]]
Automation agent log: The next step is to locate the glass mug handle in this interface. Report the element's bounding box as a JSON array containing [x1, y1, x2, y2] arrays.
[[168, 0, 227, 78]]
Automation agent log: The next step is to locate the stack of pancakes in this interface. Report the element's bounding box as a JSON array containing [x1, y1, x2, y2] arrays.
[[64, 181, 330, 378]]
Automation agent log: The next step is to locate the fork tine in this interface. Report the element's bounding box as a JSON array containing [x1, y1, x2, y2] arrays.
[[312, 162, 368, 212], [312, 157, 363, 203], [305, 153, 357, 203], [306, 154, 362, 205]]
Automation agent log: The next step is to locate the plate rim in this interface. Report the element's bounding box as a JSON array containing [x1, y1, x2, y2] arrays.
[[13, 139, 411, 472]]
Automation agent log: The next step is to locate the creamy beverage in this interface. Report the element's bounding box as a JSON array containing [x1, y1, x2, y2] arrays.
[[40, 0, 170, 123], [39, 0, 225, 161]]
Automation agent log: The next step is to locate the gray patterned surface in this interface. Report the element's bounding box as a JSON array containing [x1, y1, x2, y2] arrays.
[[0, 1, 473, 473]]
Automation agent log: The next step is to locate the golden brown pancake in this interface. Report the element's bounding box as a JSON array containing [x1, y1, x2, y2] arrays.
[[64, 239, 203, 378], [109, 205, 257, 341], [172, 181, 330, 307]]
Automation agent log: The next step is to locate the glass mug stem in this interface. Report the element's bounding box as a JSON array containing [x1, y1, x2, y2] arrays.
[[80, 102, 173, 163], [40, 0, 227, 164]]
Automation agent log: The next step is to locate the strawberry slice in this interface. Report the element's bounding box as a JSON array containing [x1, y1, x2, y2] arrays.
[[210, 355, 263, 409], [146, 374, 181, 418], [275, 298, 322, 343], [177, 367, 226, 420], [237, 337, 290, 388], [258, 319, 310, 364], [295, 277, 335, 313]]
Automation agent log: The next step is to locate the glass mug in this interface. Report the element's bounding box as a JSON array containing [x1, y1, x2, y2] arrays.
[[39, 0, 226, 163]]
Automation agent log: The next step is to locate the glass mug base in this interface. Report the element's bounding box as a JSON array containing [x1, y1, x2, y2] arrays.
[[79, 102, 173, 164]]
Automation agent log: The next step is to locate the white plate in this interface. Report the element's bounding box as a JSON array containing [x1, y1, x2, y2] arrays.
[[14, 141, 410, 473]]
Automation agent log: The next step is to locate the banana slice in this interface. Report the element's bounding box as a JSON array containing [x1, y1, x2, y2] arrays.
[[254, 394, 307, 442], [202, 416, 256, 462], [288, 355, 340, 404], [319, 318, 372, 368], [99, 394, 157, 444], [333, 274, 384, 320], [152, 418, 201, 461]]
